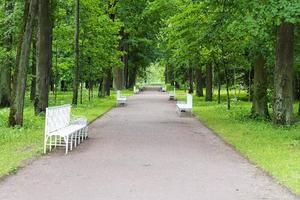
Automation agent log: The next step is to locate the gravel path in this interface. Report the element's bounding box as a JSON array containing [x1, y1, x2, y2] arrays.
[[0, 91, 298, 200]]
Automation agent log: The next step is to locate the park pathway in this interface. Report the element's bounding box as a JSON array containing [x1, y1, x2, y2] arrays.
[[0, 91, 298, 200]]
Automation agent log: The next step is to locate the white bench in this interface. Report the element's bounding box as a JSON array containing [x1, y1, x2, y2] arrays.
[[176, 94, 193, 116], [117, 90, 127, 105], [169, 87, 176, 100], [134, 86, 139, 94], [44, 105, 88, 154]]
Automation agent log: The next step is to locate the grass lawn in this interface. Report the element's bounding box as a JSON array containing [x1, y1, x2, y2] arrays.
[[0, 89, 132, 177], [175, 89, 300, 195]]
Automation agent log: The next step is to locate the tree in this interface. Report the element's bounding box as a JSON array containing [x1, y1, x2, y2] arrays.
[[72, 0, 80, 105], [205, 63, 213, 101], [0, 0, 13, 107], [273, 23, 295, 125], [9, 0, 38, 126], [195, 65, 204, 97], [251, 54, 269, 119], [35, 0, 52, 114]]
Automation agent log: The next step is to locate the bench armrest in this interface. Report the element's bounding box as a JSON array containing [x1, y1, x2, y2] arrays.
[[71, 116, 88, 125], [176, 101, 186, 105]]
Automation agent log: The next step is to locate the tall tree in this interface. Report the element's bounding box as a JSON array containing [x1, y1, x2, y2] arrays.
[[72, 0, 80, 105], [205, 63, 213, 101], [35, 0, 52, 114], [30, 34, 37, 101], [114, 27, 125, 90], [9, 0, 38, 126], [273, 22, 295, 125], [188, 66, 193, 94], [0, 0, 13, 107], [251, 54, 269, 119], [195, 65, 203, 97]]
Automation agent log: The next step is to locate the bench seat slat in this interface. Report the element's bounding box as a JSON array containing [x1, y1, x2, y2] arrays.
[[48, 124, 86, 136]]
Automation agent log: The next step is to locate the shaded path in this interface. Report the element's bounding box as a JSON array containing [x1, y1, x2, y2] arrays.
[[0, 91, 298, 200]]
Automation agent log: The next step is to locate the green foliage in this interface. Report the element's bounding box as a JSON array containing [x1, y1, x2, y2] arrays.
[[52, 0, 121, 86], [159, 0, 300, 87], [145, 62, 165, 84]]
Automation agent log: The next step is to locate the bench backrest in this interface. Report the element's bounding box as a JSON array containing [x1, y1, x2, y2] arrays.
[[187, 94, 193, 107], [45, 105, 71, 134]]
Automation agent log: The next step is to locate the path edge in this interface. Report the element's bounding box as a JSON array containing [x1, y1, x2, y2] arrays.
[[0, 105, 116, 184]]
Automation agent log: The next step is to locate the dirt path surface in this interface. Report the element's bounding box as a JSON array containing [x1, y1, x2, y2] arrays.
[[0, 91, 298, 200]]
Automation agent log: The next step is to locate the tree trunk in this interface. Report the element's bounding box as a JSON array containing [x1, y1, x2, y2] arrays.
[[251, 54, 269, 119], [273, 22, 294, 125], [123, 33, 129, 89], [61, 80, 67, 91], [34, 0, 52, 115], [248, 68, 252, 102], [195, 65, 203, 97], [205, 64, 213, 101], [0, 0, 14, 107], [217, 64, 221, 104], [124, 53, 129, 88], [30, 37, 36, 101], [106, 68, 112, 96], [102, 68, 112, 96], [98, 79, 102, 97], [9, 0, 38, 127], [188, 67, 193, 94], [80, 82, 83, 104], [128, 66, 137, 88], [114, 66, 124, 90], [225, 66, 231, 110], [114, 28, 126, 90], [0, 65, 11, 107], [0, 60, 11, 106], [72, 0, 80, 105], [88, 81, 91, 102]]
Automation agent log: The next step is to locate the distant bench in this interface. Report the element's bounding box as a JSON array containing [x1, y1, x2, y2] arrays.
[[134, 86, 139, 94], [44, 105, 88, 154], [117, 90, 127, 105], [176, 94, 193, 116], [169, 88, 176, 100]]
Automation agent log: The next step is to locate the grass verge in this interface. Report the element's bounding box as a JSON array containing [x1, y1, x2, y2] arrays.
[[175, 90, 300, 195]]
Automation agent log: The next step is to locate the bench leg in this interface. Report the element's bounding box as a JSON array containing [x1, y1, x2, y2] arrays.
[[65, 136, 68, 154], [85, 126, 88, 139], [54, 135, 57, 148], [70, 134, 73, 151], [49, 136, 52, 152], [80, 129, 83, 142], [44, 136, 48, 154]]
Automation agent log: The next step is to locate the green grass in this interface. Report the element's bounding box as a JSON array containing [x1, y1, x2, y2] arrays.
[[0, 89, 132, 177], [175, 89, 300, 195]]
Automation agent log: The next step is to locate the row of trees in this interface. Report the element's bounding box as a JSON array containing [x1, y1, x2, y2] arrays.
[[0, 0, 175, 127], [1, 0, 299, 127], [159, 0, 300, 125]]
